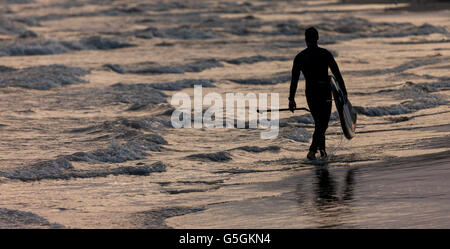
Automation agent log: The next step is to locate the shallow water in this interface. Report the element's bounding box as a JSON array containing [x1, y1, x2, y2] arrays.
[[0, 0, 449, 228]]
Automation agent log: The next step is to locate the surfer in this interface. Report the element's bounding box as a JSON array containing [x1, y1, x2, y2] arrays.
[[288, 27, 348, 160]]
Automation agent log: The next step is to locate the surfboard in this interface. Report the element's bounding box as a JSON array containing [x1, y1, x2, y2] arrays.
[[329, 76, 357, 140]]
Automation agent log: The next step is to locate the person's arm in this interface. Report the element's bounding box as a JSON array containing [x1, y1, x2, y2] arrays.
[[328, 52, 348, 96], [288, 55, 301, 112], [289, 55, 301, 101]]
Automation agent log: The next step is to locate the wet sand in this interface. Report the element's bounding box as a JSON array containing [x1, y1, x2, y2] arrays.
[[167, 140, 450, 229]]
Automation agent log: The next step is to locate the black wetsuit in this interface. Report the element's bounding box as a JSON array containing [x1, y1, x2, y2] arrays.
[[289, 45, 347, 153]]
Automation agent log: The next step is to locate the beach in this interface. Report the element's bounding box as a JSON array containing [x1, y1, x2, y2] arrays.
[[0, 0, 449, 228]]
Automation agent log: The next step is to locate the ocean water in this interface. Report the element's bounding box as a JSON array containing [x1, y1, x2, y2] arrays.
[[0, 0, 449, 228]]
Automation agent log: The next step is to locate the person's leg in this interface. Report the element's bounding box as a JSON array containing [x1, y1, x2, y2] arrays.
[[316, 100, 332, 155], [306, 84, 332, 159], [306, 95, 319, 155], [307, 115, 320, 160]]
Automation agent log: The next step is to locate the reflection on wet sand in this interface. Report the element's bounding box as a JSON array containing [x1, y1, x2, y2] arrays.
[[297, 165, 356, 228]]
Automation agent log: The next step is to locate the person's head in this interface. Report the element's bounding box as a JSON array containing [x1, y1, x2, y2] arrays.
[[305, 27, 319, 47]]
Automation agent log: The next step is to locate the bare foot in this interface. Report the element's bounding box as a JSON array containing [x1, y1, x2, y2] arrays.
[[307, 151, 316, 160], [319, 150, 327, 160]]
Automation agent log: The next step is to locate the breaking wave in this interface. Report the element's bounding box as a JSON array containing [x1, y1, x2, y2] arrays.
[[134, 26, 220, 39], [0, 208, 63, 229], [108, 83, 168, 110], [225, 55, 290, 65], [186, 151, 232, 162], [230, 74, 292, 85], [1, 158, 166, 181], [0, 17, 29, 35], [281, 127, 312, 143], [64, 116, 170, 164], [316, 17, 447, 38], [231, 145, 281, 153], [150, 79, 215, 91], [280, 112, 338, 127], [68, 117, 172, 136], [0, 36, 134, 57], [347, 56, 446, 76], [67, 141, 154, 163], [262, 16, 447, 43], [354, 81, 448, 116], [0, 64, 90, 90], [1, 157, 73, 181], [105, 59, 223, 75]]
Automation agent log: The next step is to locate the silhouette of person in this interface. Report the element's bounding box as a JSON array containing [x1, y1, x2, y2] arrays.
[[289, 27, 348, 160]]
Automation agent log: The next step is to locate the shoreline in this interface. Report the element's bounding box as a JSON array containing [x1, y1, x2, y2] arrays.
[[339, 0, 450, 11], [166, 148, 450, 228]]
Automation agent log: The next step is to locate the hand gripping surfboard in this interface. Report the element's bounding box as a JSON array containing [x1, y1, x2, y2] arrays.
[[329, 76, 357, 140]]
